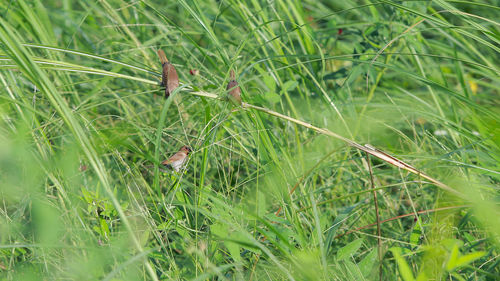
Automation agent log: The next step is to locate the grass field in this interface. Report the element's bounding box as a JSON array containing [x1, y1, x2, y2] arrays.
[[0, 0, 499, 280]]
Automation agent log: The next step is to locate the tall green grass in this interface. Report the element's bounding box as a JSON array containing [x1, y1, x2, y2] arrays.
[[1, 0, 498, 280]]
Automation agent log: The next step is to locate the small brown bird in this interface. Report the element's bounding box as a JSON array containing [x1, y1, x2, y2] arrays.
[[161, 146, 191, 172], [157, 49, 179, 98], [226, 69, 242, 105]]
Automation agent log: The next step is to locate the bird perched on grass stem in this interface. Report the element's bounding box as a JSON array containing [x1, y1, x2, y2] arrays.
[[226, 69, 242, 105], [161, 146, 191, 172], [157, 49, 179, 98]]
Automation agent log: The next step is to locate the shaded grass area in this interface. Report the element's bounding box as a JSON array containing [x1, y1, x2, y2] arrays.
[[0, 0, 499, 280]]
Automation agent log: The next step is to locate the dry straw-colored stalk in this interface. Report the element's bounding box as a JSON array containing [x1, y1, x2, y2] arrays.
[[189, 90, 463, 198]]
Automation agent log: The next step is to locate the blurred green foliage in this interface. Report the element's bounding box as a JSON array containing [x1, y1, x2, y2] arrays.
[[0, 0, 499, 280]]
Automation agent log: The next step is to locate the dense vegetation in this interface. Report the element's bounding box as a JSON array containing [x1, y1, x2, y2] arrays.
[[0, 0, 499, 280]]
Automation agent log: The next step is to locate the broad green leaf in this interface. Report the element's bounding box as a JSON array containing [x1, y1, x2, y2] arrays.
[[157, 221, 171, 230], [210, 222, 228, 237], [282, 80, 298, 92], [266, 92, 281, 105], [344, 259, 364, 280], [225, 241, 241, 262], [263, 75, 276, 92], [445, 243, 461, 271], [390, 247, 415, 281], [454, 251, 486, 268], [447, 247, 486, 272], [358, 249, 378, 278], [337, 238, 363, 261]]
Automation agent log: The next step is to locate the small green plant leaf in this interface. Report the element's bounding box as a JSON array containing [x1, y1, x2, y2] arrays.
[[337, 238, 363, 261], [409, 220, 422, 248], [210, 222, 228, 237], [344, 259, 364, 280], [99, 218, 110, 239], [446, 243, 486, 272], [263, 75, 276, 92], [157, 221, 171, 230], [445, 243, 461, 271], [358, 248, 377, 278], [265, 92, 281, 105], [225, 241, 241, 262], [390, 247, 415, 281], [454, 251, 486, 268], [282, 80, 298, 92]]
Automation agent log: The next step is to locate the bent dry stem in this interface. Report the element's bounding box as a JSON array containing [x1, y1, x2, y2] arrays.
[[188, 89, 462, 198]]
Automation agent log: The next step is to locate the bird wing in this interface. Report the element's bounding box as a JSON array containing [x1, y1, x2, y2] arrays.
[[166, 64, 179, 95], [227, 80, 241, 105], [161, 151, 186, 165]]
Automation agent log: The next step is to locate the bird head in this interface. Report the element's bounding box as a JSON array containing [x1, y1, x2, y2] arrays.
[[181, 146, 192, 154]]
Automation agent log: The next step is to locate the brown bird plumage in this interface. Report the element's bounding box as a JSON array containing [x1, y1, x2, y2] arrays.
[[161, 146, 191, 172], [157, 49, 179, 98], [226, 69, 242, 105]]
